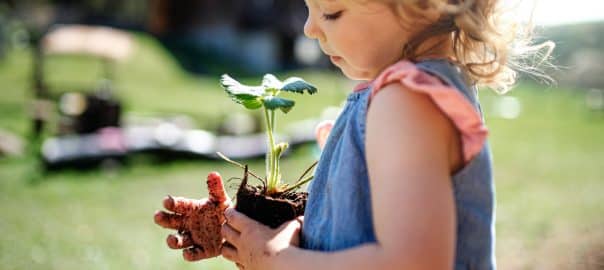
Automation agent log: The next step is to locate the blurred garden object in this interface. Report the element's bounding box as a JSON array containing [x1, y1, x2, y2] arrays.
[[33, 24, 132, 169], [0, 129, 24, 157], [42, 105, 322, 169], [33, 24, 133, 136], [41, 112, 322, 170]]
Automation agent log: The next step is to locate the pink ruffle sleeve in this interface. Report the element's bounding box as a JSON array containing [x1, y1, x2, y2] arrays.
[[370, 61, 488, 163]]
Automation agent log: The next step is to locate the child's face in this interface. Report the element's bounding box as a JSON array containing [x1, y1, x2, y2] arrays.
[[304, 0, 409, 80]]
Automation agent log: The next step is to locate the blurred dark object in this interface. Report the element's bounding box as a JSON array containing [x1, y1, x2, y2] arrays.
[[147, 0, 326, 75], [0, 129, 25, 158], [57, 88, 121, 135], [6, 0, 147, 31], [0, 5, 6, 61], [6, 0, 327, 75]]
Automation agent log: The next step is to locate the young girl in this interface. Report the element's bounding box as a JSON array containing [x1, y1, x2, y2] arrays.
[[155, 0, 551, 269]]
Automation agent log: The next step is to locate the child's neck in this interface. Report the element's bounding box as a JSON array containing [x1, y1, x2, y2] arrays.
[[413, 35, 456, 62], [352, 36, 455, 90]]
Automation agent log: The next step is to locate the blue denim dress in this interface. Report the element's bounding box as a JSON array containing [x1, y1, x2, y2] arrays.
[[301, 60, 496, 270]]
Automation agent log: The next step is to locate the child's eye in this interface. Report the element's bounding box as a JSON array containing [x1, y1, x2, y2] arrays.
[[322, 11, 343, 21]]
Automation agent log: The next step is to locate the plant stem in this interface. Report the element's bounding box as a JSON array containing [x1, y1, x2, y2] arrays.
[[282, 175, 314, 194], [271, 110, 280, 191], [295, 160, 318, 183], [270, 110, 279, 192], [264, 107, 277, 192]]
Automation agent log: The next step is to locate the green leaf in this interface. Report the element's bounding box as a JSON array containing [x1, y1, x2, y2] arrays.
[[263, 96, 295, 113], [280, 77, 317, 95], [262, 74, 282, 91], [241, 99, 263, 110], [220, 74, 265, 108]]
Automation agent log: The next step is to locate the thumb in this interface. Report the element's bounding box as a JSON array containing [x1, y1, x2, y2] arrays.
[[206, 172, 228, 204], [295, 216, 304, 229], [278, 218, 302, 234], [277, 219, 302, 246]]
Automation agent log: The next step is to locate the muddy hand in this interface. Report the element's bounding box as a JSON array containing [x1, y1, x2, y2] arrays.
[[154, 172, 231, 261]]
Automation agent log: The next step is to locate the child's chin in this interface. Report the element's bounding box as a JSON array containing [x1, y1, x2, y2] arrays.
[[341, 68, 372, 81]]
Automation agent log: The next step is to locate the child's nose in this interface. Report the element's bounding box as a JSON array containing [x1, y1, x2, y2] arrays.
[[304, 16, 320, 40]]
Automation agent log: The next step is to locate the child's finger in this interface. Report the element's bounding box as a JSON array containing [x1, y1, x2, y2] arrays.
[[220, 223, 241, 246], [183, 246, 211, 261], [163, 195, 205, 214], [166, 233, 194, 249], [315, 120, 334, 150], [206, 172, 228, 203], [154, 210, 185, 230], [221, 242, 240, 264], [224, 208, 261, 231]]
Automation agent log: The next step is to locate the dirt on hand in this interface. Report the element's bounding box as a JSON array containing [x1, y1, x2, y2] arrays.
[[154, 172, 230, 261]]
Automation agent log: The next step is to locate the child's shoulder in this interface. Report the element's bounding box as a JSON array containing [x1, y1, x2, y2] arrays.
[[368, 59, 487, 165]]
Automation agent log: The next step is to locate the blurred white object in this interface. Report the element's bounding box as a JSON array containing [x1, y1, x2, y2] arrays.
[[154, 123, 184, 147], [0, 129, 24, 157], [586, 89, 604, 111], [493, 96, 522, 119], [42, 25, 133, 61], [294, 35, 322, 66], [219, 112, 258, 136], [59, 92, 87, 116], [185, 130, 215, 154]]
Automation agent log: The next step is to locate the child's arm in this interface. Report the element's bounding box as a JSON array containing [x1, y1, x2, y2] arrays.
[[221, 83, 460, 270]]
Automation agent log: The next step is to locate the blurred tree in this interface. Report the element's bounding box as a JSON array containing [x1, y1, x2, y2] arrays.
[[538, 22, 604, 89]]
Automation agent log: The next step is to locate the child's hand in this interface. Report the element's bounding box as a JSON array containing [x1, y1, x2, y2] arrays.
[[220, 208, 303, 270], [315, 120, 334, 150], [154, 172, 231, 261]]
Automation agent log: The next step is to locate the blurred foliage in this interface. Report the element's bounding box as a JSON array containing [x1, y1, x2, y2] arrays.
[[538, 22, 604, 90]]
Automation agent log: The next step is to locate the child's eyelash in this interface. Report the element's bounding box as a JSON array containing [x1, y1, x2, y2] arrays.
[[322, 11, 343, 21]]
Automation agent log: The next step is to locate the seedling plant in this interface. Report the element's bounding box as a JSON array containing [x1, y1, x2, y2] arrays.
[[218, 74, 318, 197]]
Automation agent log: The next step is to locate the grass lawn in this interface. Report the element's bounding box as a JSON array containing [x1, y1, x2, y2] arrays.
[[0, 33, 602, 270]]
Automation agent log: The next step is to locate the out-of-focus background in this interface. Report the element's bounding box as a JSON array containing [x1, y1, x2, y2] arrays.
[[0, 0, 602, 269]]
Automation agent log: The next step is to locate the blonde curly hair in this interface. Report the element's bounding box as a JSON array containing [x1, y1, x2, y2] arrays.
[[371, 0, 554, 93]]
